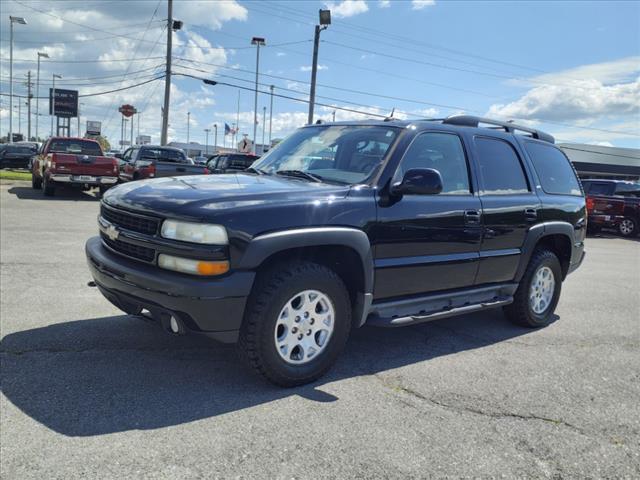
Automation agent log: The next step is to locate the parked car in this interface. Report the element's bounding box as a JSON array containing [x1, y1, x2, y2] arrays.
[[193, 155, 209, 165], [86, 115, 586, 386], [0, 143, 37, 169], [31, 137, 118, 196], [206, 153, 259, 173], [118, 145, 208, 182], [581, 179, 640, 237]]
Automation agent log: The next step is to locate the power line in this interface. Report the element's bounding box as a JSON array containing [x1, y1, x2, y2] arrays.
[[0, 56, 166, 64]]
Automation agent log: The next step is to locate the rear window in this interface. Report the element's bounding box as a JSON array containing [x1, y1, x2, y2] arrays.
[[524, 142, 582, 196], [139, 148, 187, 163], [474, 137, 529, 195], [6, 146, 35, 154], [48, 139, 102, 156], [586, 183, 611, 196]]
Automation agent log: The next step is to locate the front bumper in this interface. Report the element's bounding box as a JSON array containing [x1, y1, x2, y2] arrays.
[[85, 236, 255, 343], [51, 174, 118, 186]]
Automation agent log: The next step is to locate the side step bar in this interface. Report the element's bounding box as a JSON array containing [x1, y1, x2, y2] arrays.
[[366, 297, 512, 328]]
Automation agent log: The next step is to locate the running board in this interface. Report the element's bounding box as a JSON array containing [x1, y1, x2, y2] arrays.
[[366, 297, 512, 327]]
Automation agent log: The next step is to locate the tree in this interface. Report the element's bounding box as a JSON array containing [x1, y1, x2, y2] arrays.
[[94, 135, 111, 152]]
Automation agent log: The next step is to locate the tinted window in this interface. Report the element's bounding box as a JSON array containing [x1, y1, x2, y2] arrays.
[[524, 142, 582, 196], [396, 132, 470, 194], [614, 182, 640, 197], [588, 183, 612, 195], [48, 139, 102, 156], [475, 137, 529, 194], [139, 148, 187, 163]]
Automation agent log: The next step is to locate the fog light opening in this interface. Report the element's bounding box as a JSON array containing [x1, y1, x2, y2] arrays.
[[170, 316, 180, 333]]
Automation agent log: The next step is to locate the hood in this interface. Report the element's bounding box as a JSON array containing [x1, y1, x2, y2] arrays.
[[103, 173, 351, 220]]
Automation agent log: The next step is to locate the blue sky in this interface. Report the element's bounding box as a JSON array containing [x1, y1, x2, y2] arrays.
[[1, 0, 638, 148]]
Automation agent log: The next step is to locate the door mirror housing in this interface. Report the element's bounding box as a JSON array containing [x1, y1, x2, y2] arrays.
[[391, 168, 443, 196]]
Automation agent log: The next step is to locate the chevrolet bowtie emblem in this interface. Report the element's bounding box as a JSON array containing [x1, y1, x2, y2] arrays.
[[105, 224, 119, 241]]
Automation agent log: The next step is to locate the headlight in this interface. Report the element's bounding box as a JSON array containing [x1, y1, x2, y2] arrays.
[[161, 220, 228, 244], [158, 254, 229, 276]]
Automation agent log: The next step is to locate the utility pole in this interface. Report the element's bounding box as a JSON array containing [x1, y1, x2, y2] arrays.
[[251, 37, 265, 154], [26, 71, 33, 140], [204, 128, 210, 154], [261, 106, 266, 154], [308, 10, 331, 125], [332, 110, 336, 122], [160, 0, 174, 145], [36, 52, 49, 141], [214, 124, 217, 151], [17, 102, 21, 136], [269, 85, 274, 145], [235, 90, 240, 149]]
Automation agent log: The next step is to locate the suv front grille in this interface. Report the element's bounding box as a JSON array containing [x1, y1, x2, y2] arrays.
[[101, 234, 156, 263], [101, 204, 160, 235]]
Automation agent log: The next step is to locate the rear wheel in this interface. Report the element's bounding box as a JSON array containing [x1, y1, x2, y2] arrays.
[[31, 172, 42, 189], [238, 261, 351, 387], [504, 249, 562, 328], [619, 217, 637, 237], [42, 175, 55, 196]]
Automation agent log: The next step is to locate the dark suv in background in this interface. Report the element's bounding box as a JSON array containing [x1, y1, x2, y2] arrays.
[[118, 145, 207, 182], [86, 115, 586, 386]]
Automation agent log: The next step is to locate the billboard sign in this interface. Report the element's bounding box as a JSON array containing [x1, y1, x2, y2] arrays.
[[49, 88, 78, 117], [118, 104, 137, 117], [136, 135, 151, 145], [86, 121, 101, 135]]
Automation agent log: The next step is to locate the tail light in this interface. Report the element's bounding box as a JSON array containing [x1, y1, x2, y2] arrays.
[[148, 163, 156, 178], [112, 158, 119, 174], [586, 196, 595, 212], [203, 167, 209, 175]]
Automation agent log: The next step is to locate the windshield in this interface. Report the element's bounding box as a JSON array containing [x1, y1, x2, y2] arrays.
[[49, 139, 102, 156], [251, 125, 400, 184]]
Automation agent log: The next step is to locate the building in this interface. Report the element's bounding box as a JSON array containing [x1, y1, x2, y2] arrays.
[[559, 143, 640, 181]]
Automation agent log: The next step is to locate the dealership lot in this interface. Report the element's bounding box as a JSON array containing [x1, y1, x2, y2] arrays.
[[1, 182, 639, 478]]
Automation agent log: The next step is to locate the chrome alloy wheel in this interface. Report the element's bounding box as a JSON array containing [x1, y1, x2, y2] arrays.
[[274, 290, 335, 365], [529, 266, 555, 314], [620, 218, 635, 236]]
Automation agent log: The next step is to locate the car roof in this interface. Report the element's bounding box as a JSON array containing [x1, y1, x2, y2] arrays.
[[137, 145, 183, 152]]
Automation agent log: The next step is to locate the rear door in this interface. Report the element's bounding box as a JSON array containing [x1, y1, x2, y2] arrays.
[[472, 135, 541, 285]]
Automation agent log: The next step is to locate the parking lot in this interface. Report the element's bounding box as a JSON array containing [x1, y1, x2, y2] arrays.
[[1, 181, 639, 478]]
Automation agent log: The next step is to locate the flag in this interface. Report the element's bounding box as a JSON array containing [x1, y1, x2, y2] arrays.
[[224, 123, 231, 135]]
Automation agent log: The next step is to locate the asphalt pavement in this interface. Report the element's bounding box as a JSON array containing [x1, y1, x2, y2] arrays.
[[1, 181, 639, 479]]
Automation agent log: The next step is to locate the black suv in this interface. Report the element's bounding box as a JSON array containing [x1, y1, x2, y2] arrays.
[[86, 115, 586, 386]]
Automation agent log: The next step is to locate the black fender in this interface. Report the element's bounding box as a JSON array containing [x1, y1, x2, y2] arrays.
[[238, 227, 374, 327], [515, 221, 575, 281]]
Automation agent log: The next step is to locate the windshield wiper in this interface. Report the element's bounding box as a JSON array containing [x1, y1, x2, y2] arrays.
[[276, 170, 323, 182]]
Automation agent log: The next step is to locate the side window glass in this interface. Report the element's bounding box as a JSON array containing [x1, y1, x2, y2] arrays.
[[523, 142, 582, 196], [614, 182, 640, 198], [395, 132, 471, 194], [588, 183, 610, 195], [123, 148, 132, 161], [475, 137, 529, 195]]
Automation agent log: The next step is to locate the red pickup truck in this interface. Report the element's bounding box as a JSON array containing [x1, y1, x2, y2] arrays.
[[32, 137, 118, 197], [581, 179, 640, 237]]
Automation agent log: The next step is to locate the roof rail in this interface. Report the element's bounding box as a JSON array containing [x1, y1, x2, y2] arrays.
[[442, 115, 555, 144]]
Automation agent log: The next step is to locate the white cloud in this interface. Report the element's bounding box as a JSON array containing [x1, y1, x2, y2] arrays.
[[276, 52, 286, 57], [299, 65, 328, 72], [325, 0, 369, 18], [379, 0, 391, 7], [529, 56, 640, 86], [175, 1, 248, 30], [411, 0, 436, 10], [589, 141, 614, 147]]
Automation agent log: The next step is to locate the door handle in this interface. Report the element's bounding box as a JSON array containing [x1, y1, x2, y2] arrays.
[[525, 208, 538, 222], [464, 210, 481, 224]]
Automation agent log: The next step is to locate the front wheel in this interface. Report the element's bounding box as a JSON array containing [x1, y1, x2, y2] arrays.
[[238, 262, 351, 387], [619, 217, 637, 237], [504, 249, 562, 328]]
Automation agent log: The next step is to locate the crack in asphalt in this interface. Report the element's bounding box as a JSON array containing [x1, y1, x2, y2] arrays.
[[374, 374, 586, 435]]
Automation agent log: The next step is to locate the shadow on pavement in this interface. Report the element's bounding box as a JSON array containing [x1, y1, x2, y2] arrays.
[[8, 185, 100, 202], [586, 229, 640, 243], [0, 310, 546, 437]]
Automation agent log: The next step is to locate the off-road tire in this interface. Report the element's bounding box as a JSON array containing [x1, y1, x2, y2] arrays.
[[238, 261, 351, 387], [42, 175, 55, 196], [504, 249, 562, 328]]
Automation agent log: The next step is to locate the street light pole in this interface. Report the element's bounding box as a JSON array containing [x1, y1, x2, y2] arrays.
[[9, 16, 28, 143], [161, 0, 182, 145], [204, 128, 210, 155], [308, 10, 331, 125], [261, 106, 266, 154], [186, 111, 190, 144], [269, 85, 274, 145], [251, 37, 265, 154], [35, 52, 48, 141], [213, 124, 217, 151], [51, 73, 61, 136]]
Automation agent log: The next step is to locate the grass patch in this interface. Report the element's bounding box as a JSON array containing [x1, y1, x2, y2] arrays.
[[0, 170, 32, 181]]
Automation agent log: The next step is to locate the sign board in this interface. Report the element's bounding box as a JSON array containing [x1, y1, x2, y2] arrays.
[[49, 88, 78, 117], [238, 137, 253, 153], [136, 135, 151, 145], [119, 140, 131, 146], [118, 104, 137, 118], [86, 121, 101, 135]]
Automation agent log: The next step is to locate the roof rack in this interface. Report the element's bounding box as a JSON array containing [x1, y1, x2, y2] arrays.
[[442, 115, 555, 144]]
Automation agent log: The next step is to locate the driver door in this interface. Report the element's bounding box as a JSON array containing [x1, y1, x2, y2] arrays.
[[372, 131, 482, 300]]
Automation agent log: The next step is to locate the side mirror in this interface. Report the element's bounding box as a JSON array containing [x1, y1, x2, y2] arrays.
[[114, 153, 123, 159], [391, 168, 443, 196]]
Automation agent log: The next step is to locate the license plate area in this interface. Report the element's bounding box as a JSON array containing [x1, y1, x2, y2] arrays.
[[76, 175, 95, 182]]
